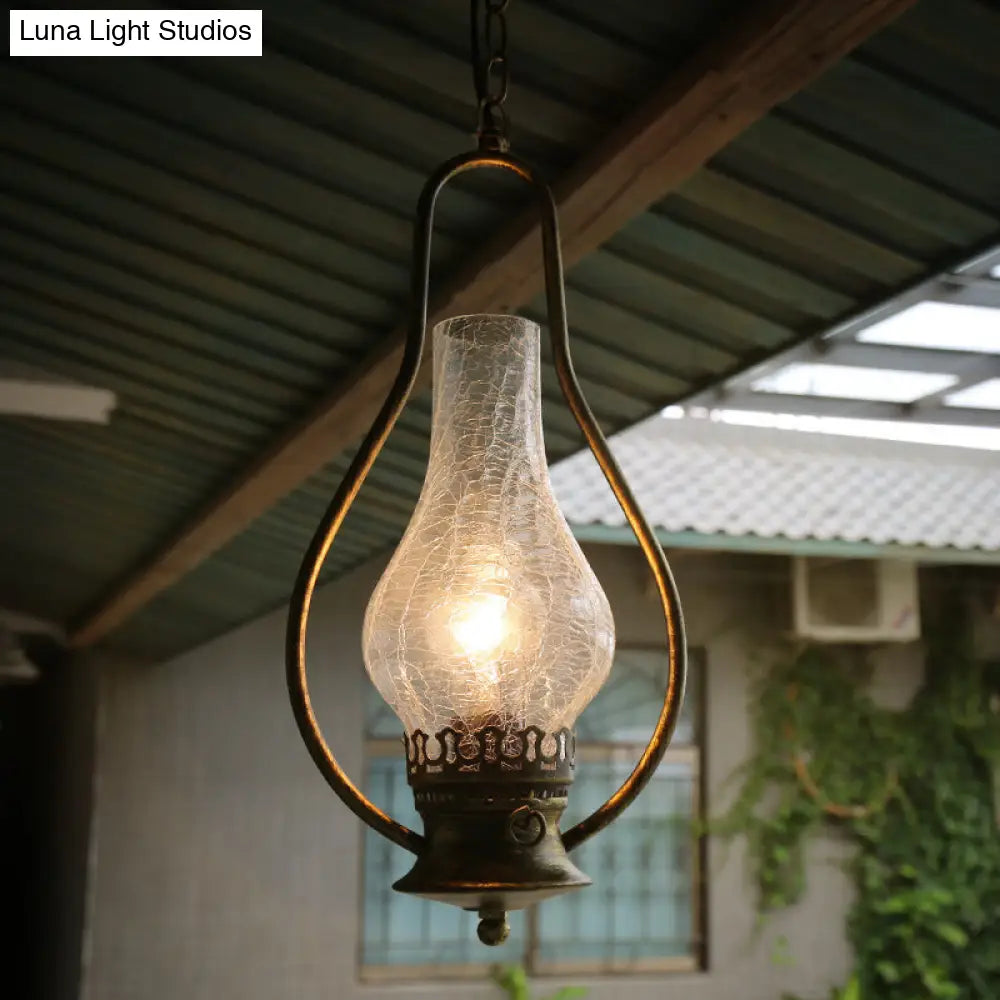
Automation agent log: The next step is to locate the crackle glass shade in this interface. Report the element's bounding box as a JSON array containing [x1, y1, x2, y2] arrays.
[[363, 314, 615, 738]]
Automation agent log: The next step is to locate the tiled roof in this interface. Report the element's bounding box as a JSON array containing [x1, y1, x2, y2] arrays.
[[551, 417, 1000, 555]]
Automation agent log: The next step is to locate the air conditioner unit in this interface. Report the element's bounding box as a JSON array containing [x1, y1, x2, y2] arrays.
[[792, 557, 920, 643]]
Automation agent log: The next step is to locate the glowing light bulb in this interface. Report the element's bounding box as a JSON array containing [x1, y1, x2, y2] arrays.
[[449, 592, 508, 664], [363, 314, 614, 738]]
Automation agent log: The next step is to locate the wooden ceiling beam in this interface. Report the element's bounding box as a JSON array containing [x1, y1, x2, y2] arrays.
[[70, 0, 917, 648]]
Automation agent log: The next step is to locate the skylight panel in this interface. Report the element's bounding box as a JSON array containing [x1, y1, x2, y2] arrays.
[[705, 409, 1000, 451], [944, 378, 1000, 411], [856, 301, 1000, 354], [751, 363, 957, 403]]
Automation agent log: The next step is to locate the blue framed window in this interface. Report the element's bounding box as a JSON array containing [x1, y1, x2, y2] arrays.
[[361, 646, 703, 979]]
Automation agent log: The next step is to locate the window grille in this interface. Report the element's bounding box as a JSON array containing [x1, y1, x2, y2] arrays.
[[361, 647, 704, 980]]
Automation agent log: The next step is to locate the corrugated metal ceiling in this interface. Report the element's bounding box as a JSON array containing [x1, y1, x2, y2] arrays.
[[1, 0, 998, 659]]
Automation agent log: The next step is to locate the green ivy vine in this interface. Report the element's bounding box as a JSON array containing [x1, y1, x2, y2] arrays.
[[715, 598, 1000, 1000]]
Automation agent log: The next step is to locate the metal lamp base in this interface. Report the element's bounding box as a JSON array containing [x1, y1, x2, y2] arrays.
[[396, 725, 589, 943]]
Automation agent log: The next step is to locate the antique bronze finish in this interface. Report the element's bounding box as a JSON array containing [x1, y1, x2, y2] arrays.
[[394, 726, 590, 943], [284, 0, 687, 945]]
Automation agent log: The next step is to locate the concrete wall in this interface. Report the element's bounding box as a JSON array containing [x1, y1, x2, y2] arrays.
[[83, 546, 919, 1000]]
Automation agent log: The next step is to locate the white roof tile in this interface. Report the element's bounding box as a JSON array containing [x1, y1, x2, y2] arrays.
[[552, 417, 1000, 555]]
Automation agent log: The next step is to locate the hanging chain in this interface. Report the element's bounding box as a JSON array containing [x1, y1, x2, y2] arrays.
[[470, 0, 511, 152]]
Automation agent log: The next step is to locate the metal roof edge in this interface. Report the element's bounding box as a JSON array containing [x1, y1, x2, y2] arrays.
[[570, 523, 1000, 565]]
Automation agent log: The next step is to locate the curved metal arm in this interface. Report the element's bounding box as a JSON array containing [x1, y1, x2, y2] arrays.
[[283, 159, 436, 854], [545, 228, 687, 853], [285, 151, 510, 855], [287, 148, 686, 856]]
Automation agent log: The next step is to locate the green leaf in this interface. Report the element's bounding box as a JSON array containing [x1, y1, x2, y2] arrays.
[[876, 960, 901, 983], [839, 974, 861, 1000], [933, 923, 970, 948], [491, 965, 529, 1000]]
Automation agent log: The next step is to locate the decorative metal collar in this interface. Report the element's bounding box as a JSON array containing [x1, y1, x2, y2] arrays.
[[404, 725, 574, 783]]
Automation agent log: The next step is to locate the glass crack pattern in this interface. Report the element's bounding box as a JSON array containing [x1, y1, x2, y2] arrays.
[[363, 314, 615, 736]]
